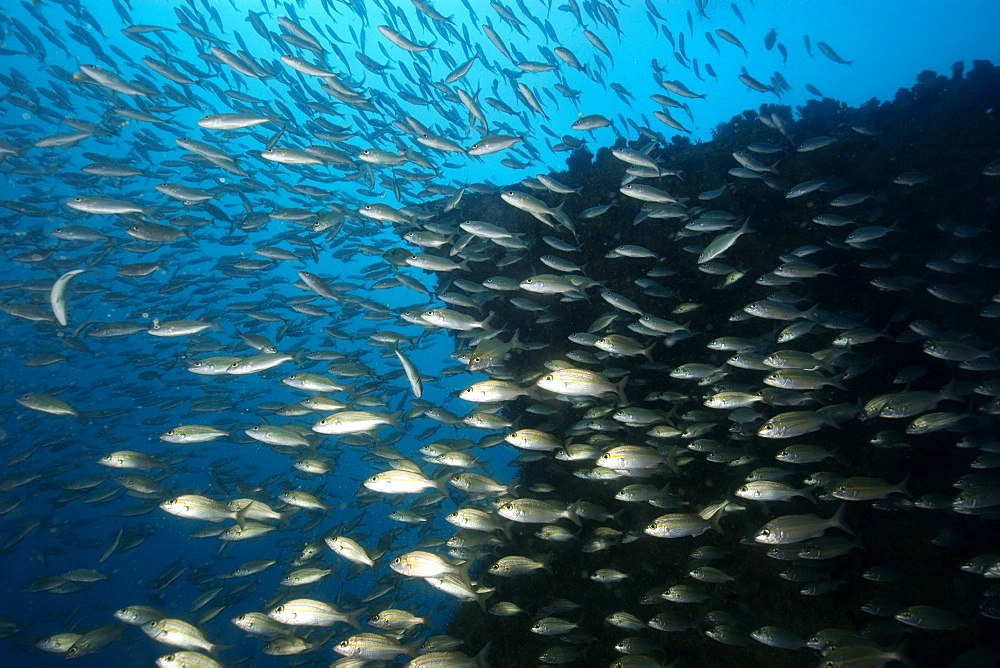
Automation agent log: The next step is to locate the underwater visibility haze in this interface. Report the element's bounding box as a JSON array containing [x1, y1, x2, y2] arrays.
[[1, 0, 1000, 666]]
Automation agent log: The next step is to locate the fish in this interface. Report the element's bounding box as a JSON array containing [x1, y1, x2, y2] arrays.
[[155, 651, 223, 667], [142, 618, 218, 653], [757, 410, 832, 438], [37, 632, 83, 654], [49, 269, 86, 326], [312, 410, 400, 435], [535, 368, 628, 403], [0, 3, 993, 667], [16, 393, 80, 418], [754, 505, 852, 544], [817, 41, 853, 65], [159, 495, 237, 523], [268, 599, 359, 628], [715, 28, 747, 55], [597, 444, 668, 471], [736, 481, 817, 503], [63, 625, 126, 659], [645, 513, 712, 538], [497, 498, 580, 525], [830, 476, 910, 501], [325, 536, 377, 569], [333, 632, 417, 660], [364, 469, 448, 495], [698, 218, 753, 264], [392, 345, 423, 398]]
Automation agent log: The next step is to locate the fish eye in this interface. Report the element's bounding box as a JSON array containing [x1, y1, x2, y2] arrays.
[[759, 530, 770, 537]]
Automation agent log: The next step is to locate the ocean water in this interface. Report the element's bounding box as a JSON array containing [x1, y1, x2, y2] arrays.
[[1, 0, 999, 666]]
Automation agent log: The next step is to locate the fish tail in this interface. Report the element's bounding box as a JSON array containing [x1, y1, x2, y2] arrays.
[[832, 502, 854, 536], [615, 375, 629, 406]]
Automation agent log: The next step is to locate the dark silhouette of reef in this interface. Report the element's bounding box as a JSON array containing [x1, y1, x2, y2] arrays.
[[399, 60, 1000, 667]]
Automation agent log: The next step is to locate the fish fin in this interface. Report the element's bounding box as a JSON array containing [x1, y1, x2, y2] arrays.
[[565, 499, 582, 526], [434, 472, 455, 497], [473, 640, 492, 668], [897, 473, 912, 500], [831, 372, 847, 391], [832, 502, 853, 536], [615, 375, 629, 406], [207, 642, 233, 657], [344, 610, 363, 630], [234, 504, 249, 530], [473, 585, 494, 612]]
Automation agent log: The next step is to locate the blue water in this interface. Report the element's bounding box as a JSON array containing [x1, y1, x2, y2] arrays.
[[1, 0, 999, 665]]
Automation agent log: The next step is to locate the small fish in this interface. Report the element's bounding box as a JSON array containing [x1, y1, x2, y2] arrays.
[[312, 410, 399, 435], [754, 504, 852, 544], [536, 368, 627, 403], [142, 619, 217, 653], [497, 498, 579, 525], [699, 219, 753, 264], [268, 599, 359, 628], [757, 411, 830, 439], [817, 41, 853, 65], [736, 481, 816, 503], [16, 393, 79, 418], [333, 632, 416, 660], [830, 476, 909, 501], [645, 513, 712, 538], [325, 536, 376, 569]]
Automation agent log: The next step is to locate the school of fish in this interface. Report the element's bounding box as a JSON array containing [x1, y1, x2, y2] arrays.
[[1, 0, 999, 666]]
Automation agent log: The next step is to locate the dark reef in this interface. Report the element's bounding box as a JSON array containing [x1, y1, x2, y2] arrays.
[[387, 61, 1000, 666]]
